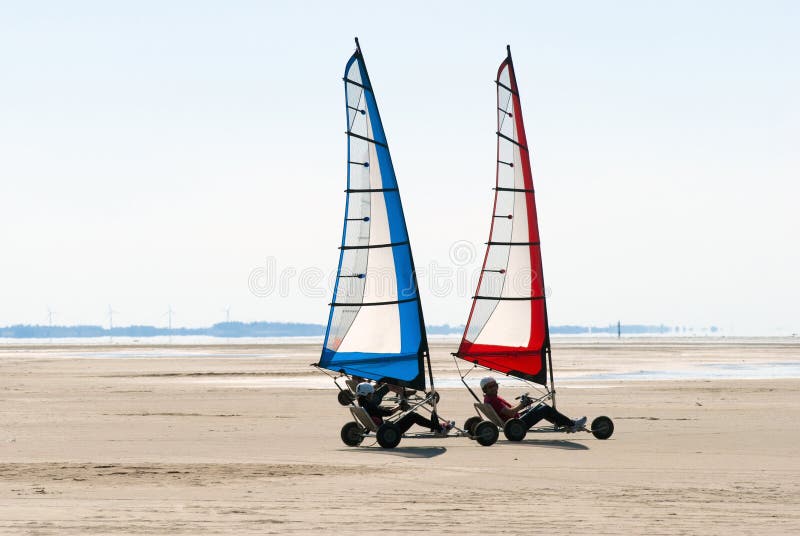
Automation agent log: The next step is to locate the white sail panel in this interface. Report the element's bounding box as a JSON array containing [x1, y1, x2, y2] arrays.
[[474, 299, 531, 346], [337, 303, 401, 353]]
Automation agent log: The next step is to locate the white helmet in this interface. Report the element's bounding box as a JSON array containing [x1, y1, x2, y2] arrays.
[[480, 377, 498, 390], [355, 382, 374, 396]]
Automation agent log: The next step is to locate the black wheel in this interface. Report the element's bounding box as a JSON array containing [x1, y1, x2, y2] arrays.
[[591, 416, 614, 440], [425, 391, 441, 405], [340, 421, 364, 447], [503, 418, 527, 441], [337, 390, 355, 406], [474, 421, 499, 447], [376, 422, 402, 449], [464, 416, 482, 435]]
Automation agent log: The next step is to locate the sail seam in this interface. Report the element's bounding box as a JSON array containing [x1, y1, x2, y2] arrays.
[[344, 77, 373, 91], [473, 296, 546, 301], [495, 80, 519, 96], [496, 131, 528, 150], [495, 187, 533, 193], [340, 240, 409, 250], [487, 241, 540, 246], [346, 131, 388, 148], [346, 188, 399, 193], [330, 297, 418, 307]]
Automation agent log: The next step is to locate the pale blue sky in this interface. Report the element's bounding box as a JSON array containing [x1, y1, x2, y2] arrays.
[[1, 1, 798, 334]]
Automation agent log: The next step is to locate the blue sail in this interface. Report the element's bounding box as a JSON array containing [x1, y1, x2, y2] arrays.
[[317, 40, 428, 390]]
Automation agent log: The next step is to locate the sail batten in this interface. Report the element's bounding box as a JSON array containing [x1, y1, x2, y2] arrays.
[[456, 47, 549, 386], [318, 41, 428, 390]]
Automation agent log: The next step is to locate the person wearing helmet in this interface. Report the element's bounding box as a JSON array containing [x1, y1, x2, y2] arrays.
[[356, 382, 454, 435], [479, 377, 587, 432]]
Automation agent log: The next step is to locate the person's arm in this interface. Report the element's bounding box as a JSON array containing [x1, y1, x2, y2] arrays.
[[496, 398, 531, 420], [363, 397, 395, 417], [498, 404, 524, 420]]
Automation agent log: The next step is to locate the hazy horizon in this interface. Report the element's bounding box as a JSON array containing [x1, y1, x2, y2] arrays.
[[2, 1, 798, 336]]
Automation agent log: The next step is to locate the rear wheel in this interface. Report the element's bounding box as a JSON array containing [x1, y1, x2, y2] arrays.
[[340, 421, 364, 447], [425, 391, 441, 405], [474, 421, 499, 447], [464, 416, 482, 436], [591, 416, 614, 440], [376, 422, 402, 449], [337, 390, 355, 406], [503, 418, 527, 441]]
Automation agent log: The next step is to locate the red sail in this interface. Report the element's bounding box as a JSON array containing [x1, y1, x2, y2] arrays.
[[456, 48, 549, 385]]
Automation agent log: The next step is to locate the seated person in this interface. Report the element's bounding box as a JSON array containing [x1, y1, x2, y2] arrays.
[[356, 382, 453, 435], [480, 376, 587, 432]]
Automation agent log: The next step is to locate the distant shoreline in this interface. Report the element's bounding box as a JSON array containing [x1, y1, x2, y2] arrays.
[[0, 321, 700, 339]]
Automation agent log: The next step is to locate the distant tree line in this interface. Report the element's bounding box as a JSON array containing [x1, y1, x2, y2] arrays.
[[0, 322, 710, 338]]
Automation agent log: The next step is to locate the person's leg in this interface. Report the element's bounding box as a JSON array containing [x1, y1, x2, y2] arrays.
[[520, 404, 573, 429], [395, 411, 437, 434], [373, 384, 390, 404]]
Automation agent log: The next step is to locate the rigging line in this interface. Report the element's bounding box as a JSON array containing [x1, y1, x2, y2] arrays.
[[344, 77, 373, 92], [472, 295, 546, 301], [497, 106, 513, 116], [495, 79, 519, 96], [330, 297, 418, 307], [345, 188, 398, 193], [498, 104, 511, 132], [340, 240, 409, 250], [487, 241, 540, 246], [346, 130, 388, 148], [495, 187, 533, 193], [347, 104, 366, 115], [496, 131, 528, 150], [348, 86, 367, 131]]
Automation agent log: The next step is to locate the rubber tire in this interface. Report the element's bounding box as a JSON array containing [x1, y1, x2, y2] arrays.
[[426, 391, 441, 405], [340, 421, 364, 447], [337, 390, 355, 406], [591, 416, 614, 440], [503, 418, 527, 441], [464, 416, 482, 436], [474, 421, 499, 447], [376, 422, 402, 449]]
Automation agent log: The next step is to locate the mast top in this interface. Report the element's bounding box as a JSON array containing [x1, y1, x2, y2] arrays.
[[355, 37, 361, 54]]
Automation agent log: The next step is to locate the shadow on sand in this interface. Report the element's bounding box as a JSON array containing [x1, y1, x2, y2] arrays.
[[498, 439, 590, 450], [344, 446, 447, 458]]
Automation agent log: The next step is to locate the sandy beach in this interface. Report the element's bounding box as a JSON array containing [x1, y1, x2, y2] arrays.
[[1, 339, 799, 535]]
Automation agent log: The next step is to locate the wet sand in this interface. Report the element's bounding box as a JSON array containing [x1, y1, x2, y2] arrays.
[[1, 339, 799, 535]]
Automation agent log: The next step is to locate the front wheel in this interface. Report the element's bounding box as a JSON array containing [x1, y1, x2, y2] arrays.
[[376, 422, 402, 449], [503, 418, 527, 441], [340, 421, 364, 447], [591, 416, 614, 440], [474, 421, 499, 447]]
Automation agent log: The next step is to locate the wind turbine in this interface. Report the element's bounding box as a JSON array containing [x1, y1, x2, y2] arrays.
[[46, 306, 56, 342], [107, 304, 120, 342], [163, 305, 175, 344]]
